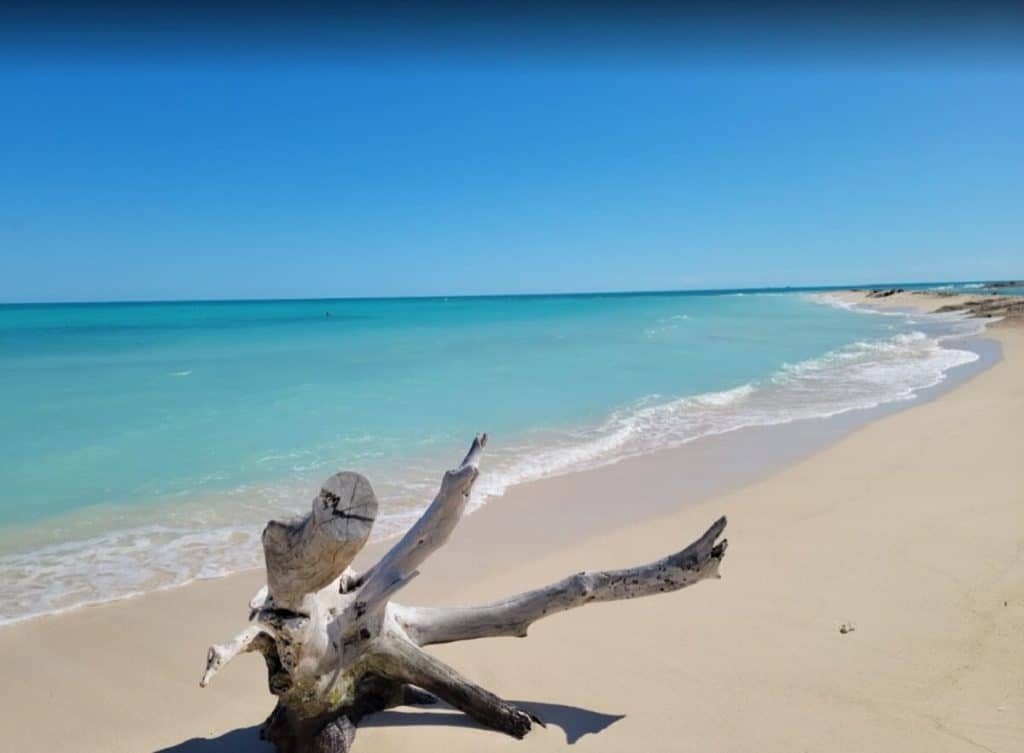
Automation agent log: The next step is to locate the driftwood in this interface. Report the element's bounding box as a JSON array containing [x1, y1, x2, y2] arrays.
[[202, 434, 727, 752]]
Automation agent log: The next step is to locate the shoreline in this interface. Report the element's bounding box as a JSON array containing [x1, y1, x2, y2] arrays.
[[2, 290, 1021, 752], [0, 291, 995, 627], [0, 331, 998, 628]]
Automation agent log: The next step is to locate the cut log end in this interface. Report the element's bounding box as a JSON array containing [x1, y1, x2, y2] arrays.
[[262, 472, 380, 610], [312, 472, 379, 541]]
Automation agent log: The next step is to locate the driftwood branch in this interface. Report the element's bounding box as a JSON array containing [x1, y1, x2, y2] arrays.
[[200, 625, 273, 688], [202, 434, 728, 753], [393, 515, 727, 646], [355, 433, 486, 613], [367, 635, 541, 738]]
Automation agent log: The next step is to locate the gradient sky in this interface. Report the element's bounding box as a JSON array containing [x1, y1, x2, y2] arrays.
[[2, 9, 1023, 301]]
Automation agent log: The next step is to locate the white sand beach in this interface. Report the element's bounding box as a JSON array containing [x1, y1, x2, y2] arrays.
[[1, 293, 1021, 753]]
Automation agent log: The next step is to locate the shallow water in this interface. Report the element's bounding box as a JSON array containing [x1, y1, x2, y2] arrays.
[[0, 289, 985, 622]]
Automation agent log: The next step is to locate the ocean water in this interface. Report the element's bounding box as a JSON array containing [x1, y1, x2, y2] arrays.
[[0, 290, 986, 623]]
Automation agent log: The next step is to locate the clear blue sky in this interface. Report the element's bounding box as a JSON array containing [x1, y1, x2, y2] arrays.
[[2, 11, 1023, 301]]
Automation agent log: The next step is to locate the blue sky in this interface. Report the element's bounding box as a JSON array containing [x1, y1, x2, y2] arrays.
[[2, 21, 1022, 301]]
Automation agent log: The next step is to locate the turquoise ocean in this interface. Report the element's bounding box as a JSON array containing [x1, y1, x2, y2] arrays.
[[0, 289, 989, 622]]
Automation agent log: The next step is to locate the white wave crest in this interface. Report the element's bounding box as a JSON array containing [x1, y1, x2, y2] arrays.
[[644, 313, 690, 338], [472, 323, 979, 513], [803, 292, 907, 316]]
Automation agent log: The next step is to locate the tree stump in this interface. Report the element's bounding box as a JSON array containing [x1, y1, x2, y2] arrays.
[[201, 434, 727, 751]]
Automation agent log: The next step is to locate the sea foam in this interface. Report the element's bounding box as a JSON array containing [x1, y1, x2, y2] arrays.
[[472, 316, 981, 511]]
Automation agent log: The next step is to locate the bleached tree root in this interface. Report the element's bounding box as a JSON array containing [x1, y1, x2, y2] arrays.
[[202, 434, 727, 753]]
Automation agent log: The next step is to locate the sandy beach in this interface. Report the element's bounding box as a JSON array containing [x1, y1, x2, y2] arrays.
[[2, 291, 1021, 753]]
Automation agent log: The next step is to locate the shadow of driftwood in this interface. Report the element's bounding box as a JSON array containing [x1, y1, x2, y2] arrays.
[[154, 700, 623, 751], [362, 700, 625, 744], [154, 726, 273, 753]]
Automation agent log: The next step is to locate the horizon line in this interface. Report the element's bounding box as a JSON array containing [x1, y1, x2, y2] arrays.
[[0, 279, 1016, 307]]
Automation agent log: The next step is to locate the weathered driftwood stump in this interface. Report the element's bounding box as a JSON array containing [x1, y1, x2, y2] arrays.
[[201, 434, 727, 752]]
